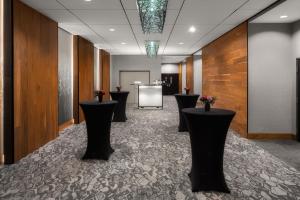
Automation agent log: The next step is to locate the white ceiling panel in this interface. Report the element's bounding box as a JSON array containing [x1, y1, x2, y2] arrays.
[[126, 9, 180, 25], [170, 24, 214, 42], [59, 23, 93, 35], [162, 55, 187, 63], [241, 0, 277, 10], [21, 0, 277, 55], [132, 25, 173, 39], [122, 0, 184, 10], [251, 0, 300, 23], [91, 25, 133, 38], [222, 9, 260, 25], [58, 0, 122, 10], [71, 10, 128, 25], [41, 9, 82, 24], [21, 0, 64, 10]]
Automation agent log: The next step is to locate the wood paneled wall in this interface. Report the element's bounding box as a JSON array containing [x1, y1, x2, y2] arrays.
[[178, 63, 182, 93], [186, 56, 194, 93], [202, 22, 248, 137], [100, 50, 110, 100], [73, 36, 94, 123], [13, 0, 58, 161]]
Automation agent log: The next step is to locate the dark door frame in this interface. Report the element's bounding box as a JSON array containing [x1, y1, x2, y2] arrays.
[[3, 0, 14, 164], [297, 58, 300, 142]]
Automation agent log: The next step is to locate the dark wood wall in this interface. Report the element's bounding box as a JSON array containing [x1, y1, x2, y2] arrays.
[[13, 0, 58, 161], [100, 50, 110, 100], [178, 63, 182, 93], [186, 56, 194, 93], [202, 22, 248, 137], [73, 36, 94, 123]]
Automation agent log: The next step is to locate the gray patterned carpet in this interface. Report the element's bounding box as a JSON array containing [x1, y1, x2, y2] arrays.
[[0, 97, 300, 200]]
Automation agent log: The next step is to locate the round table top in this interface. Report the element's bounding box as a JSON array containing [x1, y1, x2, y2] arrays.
[[174, 94, 200, 97], [182, 108, 235, 116], [80, 100, 118, 106], [110, 91, 130, 94]]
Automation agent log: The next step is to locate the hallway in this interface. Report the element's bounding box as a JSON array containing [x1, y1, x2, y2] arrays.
[[0, 97, 299, 199]]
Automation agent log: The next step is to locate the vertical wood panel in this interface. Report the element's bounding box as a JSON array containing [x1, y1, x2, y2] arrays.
[[100, 50, 110, 100], [186, 56, 194, 93], [178, 63, 182, 93], [78, 37, 94, 123], [13, 0, 58, 161], [202, 22, 248, 137]]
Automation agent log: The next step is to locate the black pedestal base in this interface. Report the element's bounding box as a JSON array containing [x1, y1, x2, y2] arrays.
[[174, 94, 200, 132], [188, 171, 230, 193], [110, 91, 129, 122], [80, 101, 117, 161], [82, 147, 115, 161]]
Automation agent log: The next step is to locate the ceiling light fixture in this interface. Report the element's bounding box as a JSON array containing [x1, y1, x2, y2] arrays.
[[280, 15, 288, 19], [188, 26, 196, 33], [84, 0, 92, 2], [121, 42, 127, 45], [178, 42, 184, 45], [145, 40, 160, 58], [137, 0, 168, 34], [109, 28, 115, 32]]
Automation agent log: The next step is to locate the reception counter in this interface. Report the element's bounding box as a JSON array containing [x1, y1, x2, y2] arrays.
[[138, 85, 163, 108]]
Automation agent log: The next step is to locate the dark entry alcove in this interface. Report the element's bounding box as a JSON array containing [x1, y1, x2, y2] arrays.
[[161, 73, 179, 95]]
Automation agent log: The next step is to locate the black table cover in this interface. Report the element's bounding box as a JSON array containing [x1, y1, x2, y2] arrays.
[[110, 91, 129, 122], [174, 94, 200, 132], [182, 108, 235, 193], [80, 100, 117, 160]]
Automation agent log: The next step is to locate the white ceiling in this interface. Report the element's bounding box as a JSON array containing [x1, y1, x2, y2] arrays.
[[162, 55, 188, 63], [21, 0, 277, 55], [251, 0, 300, 23]]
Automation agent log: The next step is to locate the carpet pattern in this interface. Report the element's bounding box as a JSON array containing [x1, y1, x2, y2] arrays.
[[0, 97, 300, 200]]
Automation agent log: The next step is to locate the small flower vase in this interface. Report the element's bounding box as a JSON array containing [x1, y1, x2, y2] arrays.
[[95, 90, 105, 103], [116, 86, 121, 92], [185, 88, 190, 95], [204, 102, 211, 112], [97, 94, 103, 103]]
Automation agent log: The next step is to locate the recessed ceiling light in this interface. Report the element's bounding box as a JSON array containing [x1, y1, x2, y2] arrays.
[[109, 28, 115, 32], [188, 26, 196, 33], [84, 0, 92, 2], [280, 15, 288, 19], [121, 42, 127, 45], [178, 42, 184, 45]]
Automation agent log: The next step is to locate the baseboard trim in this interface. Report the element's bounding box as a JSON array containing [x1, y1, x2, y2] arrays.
[[59, 119, 74, 131], [247, 133, 296, 140]]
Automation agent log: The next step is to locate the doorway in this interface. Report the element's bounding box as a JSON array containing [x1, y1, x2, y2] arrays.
[[161, 73, 179, 95], [297, 58, 300, 142], [119, 71, 150, 104]]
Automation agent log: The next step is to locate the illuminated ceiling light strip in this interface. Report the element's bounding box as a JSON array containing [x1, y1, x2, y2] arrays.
[[137, 0, 168, 34], [145, 40, 160, 58]]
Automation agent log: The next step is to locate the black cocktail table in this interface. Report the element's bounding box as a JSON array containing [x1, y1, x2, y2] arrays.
[[110, 91, 129, 122], [182, 108, 235, 193], [174, 94, 200, 132], [80, 100, 117, 160]]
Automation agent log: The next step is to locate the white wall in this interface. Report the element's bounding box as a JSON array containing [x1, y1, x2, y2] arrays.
[[248, 23, 295, 134], [161, 63, 178, 74], [293, 21, 300, 58], [111, 55, 162, 88], [292, 21, 300, 134], [182, 62, 186, 91], [58, 28, 73, 124], [193, 55, 202, 95], [94, 48, 100, 90]]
